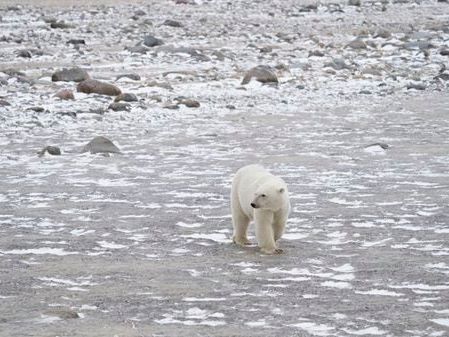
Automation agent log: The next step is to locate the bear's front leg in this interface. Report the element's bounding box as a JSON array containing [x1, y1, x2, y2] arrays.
[[254, 210, 279, 254]]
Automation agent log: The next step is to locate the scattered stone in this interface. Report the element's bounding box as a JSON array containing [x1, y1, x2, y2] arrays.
[[108, 102, 131, 111], [440, 49, 449, 56], [359, 90, 372, 94], [346, 38, 367, 49], [77, 79, 121, 96], [0, 99, 11, 106], [163, 19, 182, 27], [116, 73, 141, 81], [296, 84, 306, 90], [44, 308, 79, 320], [16, 50, 31, 58], [114, 93, 138, 102], [58, 111, 77, 118], [143, 35, 164, 47], [406, 82, 426, 90], [54, 89, 75, 100], [241, 65, 278, 85], [37, 146, 61, 157], [67, 39, 86, 45], [146, 80, 173, 90], [178, 98, 200, 108], [225, 104, 236, 110], [52, 67, 90, 82], [50, 21, 72, 29], [81, 136, 121, 154]]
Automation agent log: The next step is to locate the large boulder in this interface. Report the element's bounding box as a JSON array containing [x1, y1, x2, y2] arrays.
[[77, 79, 121, 96], [81, 136, 121, 154]]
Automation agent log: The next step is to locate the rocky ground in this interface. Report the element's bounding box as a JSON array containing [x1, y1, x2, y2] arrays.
[[1, 0, 449, 336]]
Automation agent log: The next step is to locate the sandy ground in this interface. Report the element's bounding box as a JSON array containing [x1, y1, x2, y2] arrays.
[[1, 0, 449, 336]]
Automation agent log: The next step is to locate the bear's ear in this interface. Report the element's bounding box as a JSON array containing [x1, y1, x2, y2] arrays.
[[279, 188, 285, 193]]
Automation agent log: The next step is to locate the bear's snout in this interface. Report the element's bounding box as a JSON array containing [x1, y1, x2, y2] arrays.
[[250, 202, 258, 208]]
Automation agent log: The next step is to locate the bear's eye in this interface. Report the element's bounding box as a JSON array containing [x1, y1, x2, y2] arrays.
[[261, 194, 266, 198]]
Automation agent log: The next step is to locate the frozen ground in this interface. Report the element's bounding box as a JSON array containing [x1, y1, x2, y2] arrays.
[[0, 0, 449, 336]]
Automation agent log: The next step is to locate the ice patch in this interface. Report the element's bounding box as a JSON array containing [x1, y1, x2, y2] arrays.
[[176, 221, 203, 228], [181, 233, 228, 243], [355, 289, 403, 297], [321, 281, 352, 289], [343, 327, 387, 335], [283, 232, 309, 240], [183, 297, 226, 302], [97, 241, 128, 249]]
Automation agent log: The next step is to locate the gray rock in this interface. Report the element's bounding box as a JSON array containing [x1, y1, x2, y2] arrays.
[[143, 35, 164, 47], [67, 39, 85, 45], [324, 58, 352, 70], [373, 28, 392, 39], [37, 146, 61, 157], [108, 102, 131, 111], [406, 82, 426, 90], [348, 0, 361, 6], [44, 308, 79, 319], [50, 21, 73, 29], [54, 89, 75, 100], [346, 38, 367, 49], [440, 49, 449, 56], [0, 99, 11, 106], [81, 136, 121, 154], [163, 19, 183, 27], [126, 45, 150, 54], [241, 65, 278, 85], [309, 50, 325, 57], [178, 98, 200, 108], [114, 93, 138, 102], [77, 79, 121, 96], [116, 73, 141, 81], [52, 67, 90, 82]]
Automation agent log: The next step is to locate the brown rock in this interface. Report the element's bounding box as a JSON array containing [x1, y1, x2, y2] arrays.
[[77, 79, 121, 96], [54, 89, 74, 100]]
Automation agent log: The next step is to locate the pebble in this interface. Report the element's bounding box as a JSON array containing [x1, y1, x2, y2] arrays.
[[37, 146, 61, 157], [54, 89, 75, 100], [67, 39, 86, 45], [77, 79, 122, 96], [44, 308, 79, 320], [108, 102, 131, 111], [52, 67, 90, 82], [178, 98, 200, 108], [348, 0, 361, 6], [241, 65, 278, 85], [114, 93, 138, 102], [81, 136, 121, 154], [346, 38, 367, 49]]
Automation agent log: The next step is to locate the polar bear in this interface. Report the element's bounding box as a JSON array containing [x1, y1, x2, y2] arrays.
[[231, 164, 290, 254]]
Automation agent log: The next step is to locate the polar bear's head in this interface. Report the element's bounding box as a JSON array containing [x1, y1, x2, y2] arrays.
[[251, 182, 287, 212]]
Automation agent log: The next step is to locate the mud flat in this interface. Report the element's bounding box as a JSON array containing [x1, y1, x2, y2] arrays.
[[1, 0, 449, 336]]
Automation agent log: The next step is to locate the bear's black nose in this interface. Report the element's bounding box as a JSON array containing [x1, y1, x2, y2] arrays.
[[250, 203, 256, 208]]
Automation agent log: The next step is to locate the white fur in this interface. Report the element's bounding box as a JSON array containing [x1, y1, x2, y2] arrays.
[[231, 165, 290, 254]]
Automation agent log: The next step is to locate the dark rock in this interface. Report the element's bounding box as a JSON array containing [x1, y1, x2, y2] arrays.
[[16, 50, 32, 58], [440, 49, 449, 56], [143, 35, 164, 47], [54, 89, 75, 100], [50, 21, 73, 29], [28, 107, 45, 112], [134, 9, 146, 17], [434, 73, 449, 81], [37, 146, 61, 157], [2, 69, 25, 77], [241, 65, 278, 85], [116, 73, 141, 81], [52, 67, 90, 82], [67, 39, 86, 45], [77, 79, 121, 96], [406, 82, 426, 90], [296, 85, 306, 90], [163, 19, 183, 27], [81, 136, 121, 154], [114, 93, 138, 102], [59, 111, 77, 118], [359, 90, 372, 94], [0, 99, 11, 106], [108, 102, 131, 111], [226, 104, 236, 110]]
